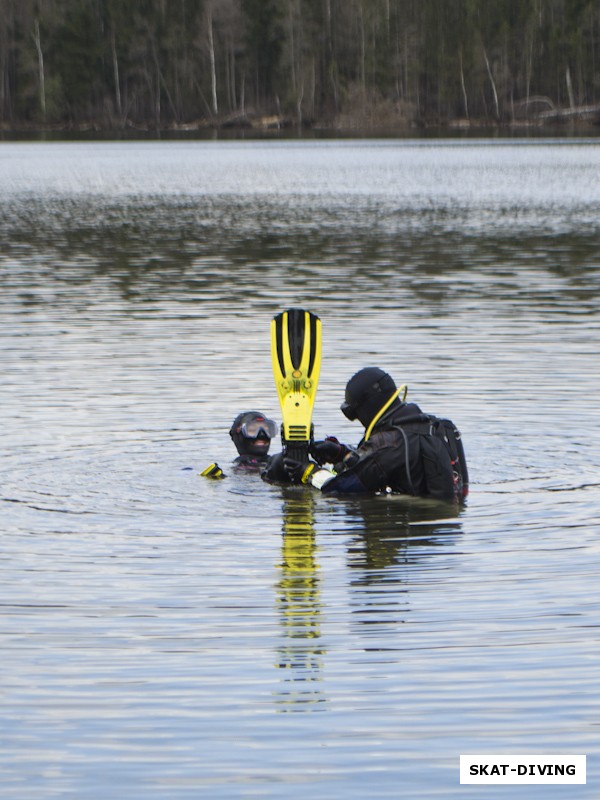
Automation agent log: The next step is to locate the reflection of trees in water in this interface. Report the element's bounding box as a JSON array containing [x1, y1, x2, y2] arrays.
[[274, 489, 326, 712], [2, 195, 599, 309]]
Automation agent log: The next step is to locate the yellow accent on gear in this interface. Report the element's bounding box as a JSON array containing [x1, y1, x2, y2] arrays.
[[363, 384, 408, 442], [200, 462, 225, 479]]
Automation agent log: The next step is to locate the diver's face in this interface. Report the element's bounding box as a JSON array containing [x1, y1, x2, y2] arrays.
[[244, 435, 271, 456]]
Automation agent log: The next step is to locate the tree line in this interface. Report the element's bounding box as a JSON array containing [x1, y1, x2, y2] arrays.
[[1, 0, 599, 131]]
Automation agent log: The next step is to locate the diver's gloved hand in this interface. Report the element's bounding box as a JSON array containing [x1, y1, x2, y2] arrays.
[[310, 436, 347, 466], [262, 452, 287, 483], [283, 456, 316, 484]]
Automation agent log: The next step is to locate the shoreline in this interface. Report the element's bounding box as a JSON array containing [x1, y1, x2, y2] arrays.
[[1, 115, 599, 142]]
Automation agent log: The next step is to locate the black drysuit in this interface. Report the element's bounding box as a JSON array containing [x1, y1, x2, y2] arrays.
[[321, 402, 468, 501]]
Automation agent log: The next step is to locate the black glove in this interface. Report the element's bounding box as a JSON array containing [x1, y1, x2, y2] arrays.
[[283, 456, 315, 484], [310, 436, 346, 466], [262, 451, 287, 483]]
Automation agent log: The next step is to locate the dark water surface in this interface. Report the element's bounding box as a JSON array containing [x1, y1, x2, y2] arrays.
[[2, 139, 599, 798]]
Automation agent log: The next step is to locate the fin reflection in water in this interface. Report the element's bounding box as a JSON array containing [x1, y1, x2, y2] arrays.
[[274, 489, 326, 712]]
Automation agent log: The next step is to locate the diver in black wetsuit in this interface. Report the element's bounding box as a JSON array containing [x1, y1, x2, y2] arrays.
[[277, 367, 469, 502], [229, 411, 278, 469]]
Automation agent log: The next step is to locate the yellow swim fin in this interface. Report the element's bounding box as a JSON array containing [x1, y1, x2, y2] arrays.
[[271, 309, 322, 456]]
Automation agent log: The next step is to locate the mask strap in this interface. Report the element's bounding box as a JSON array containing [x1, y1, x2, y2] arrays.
[[364, 385, 407, 442]]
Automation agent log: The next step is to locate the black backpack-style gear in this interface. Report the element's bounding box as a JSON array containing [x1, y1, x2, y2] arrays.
[[393, 415, 468, 501]]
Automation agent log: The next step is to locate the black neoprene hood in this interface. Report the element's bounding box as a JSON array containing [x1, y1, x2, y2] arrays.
[[229, 411, 274, 457], [341, 367, 398, 428]]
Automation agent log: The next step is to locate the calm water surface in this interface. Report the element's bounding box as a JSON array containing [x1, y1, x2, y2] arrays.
[[1, 139, 599, 798]]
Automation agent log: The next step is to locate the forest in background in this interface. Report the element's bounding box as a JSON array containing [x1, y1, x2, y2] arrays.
[[1, 0, 600, 132]]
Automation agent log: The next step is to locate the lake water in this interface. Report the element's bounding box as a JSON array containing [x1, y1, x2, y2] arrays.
[[1, 138, 599, 798]]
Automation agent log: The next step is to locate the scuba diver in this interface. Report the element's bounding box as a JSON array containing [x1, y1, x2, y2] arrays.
[[229, 411, 278, 469], [264, 367, 468, 502], [200, 410, 277, 479]]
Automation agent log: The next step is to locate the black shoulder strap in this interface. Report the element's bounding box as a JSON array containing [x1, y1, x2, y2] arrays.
[[396, 426, 416, 494]]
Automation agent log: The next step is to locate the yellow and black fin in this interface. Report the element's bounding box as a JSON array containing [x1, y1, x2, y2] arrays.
[[271, 309, 322, 453]]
